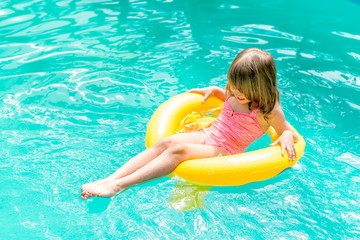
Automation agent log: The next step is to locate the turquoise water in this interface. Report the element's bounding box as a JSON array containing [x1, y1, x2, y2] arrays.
[[1, 0, 360, 238]]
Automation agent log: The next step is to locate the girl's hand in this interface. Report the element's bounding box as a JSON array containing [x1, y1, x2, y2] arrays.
[[270, 130, 298, 161], [188, 86, 225, 102], [188, 87, 215, 102]]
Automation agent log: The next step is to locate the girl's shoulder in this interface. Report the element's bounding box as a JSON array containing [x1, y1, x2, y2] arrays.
[[267, 102, 283, 119], [255, 109, 270, 133], [256, 102, 284, 132], [265, 102, 287, 128]]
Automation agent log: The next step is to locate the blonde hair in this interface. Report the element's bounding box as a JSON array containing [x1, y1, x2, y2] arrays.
[[225, 48, 279, 119]]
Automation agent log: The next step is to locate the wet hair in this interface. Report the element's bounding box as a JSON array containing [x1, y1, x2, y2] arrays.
[[225, 48, 279, 119]]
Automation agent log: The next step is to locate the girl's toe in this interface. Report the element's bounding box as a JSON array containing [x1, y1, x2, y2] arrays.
[[81, 192, 88, 199]]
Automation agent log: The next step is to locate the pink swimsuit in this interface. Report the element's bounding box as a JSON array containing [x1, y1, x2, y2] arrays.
[[203, 100, 265, 155]]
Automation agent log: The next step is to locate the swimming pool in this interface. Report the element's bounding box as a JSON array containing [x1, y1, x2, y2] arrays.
[[1, 0, 359, 238]]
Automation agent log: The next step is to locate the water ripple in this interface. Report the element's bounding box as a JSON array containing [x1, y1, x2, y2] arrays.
[[223, 36, 268, 45], [224, 24, 303, 42], [333, 31, 360, 40], [0, 14, 36, 28], [335, 152, 360, 170], [10, 20, 71, 37], [60, 11, 98, 26], [13, 0, 43, 11]]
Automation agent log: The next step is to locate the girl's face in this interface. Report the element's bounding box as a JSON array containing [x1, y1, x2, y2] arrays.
[[230, 85, 250, 104]]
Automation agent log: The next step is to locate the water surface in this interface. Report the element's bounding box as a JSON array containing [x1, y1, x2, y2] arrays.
[[1, 0, 360, 239]]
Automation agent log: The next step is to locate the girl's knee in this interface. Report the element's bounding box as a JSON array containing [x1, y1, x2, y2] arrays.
[[154, 137, 174, 151], [154, 138, 190, 160], [166, 144, 188, 160]]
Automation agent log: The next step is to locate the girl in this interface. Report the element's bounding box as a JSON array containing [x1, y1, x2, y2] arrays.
[[81, 48, 298, 199]]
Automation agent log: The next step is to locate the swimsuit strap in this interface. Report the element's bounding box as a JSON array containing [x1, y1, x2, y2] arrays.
[[250, 108, 259, 117]]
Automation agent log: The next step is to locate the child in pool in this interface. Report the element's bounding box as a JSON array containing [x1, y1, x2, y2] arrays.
[[81, 48, 298, 199]]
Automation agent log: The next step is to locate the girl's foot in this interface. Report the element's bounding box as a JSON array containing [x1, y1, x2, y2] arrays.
[[81, 178, 106, 192], [81, 180, 125, 199]]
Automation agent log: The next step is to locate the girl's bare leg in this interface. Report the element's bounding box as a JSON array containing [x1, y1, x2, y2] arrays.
[[81, 143, 227, 199], [107, 132, 205, 180], [81, 132, 209, 198]]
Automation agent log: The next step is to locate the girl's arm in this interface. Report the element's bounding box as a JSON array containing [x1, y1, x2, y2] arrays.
[[267, 103, 298, 160], [188, 86, 226, 102]]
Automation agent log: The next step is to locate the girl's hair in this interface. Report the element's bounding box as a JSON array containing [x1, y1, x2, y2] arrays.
[[225, 48, 279, 119]]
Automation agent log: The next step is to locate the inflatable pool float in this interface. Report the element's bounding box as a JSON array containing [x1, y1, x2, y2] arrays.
[[146, 93, 306, 186]]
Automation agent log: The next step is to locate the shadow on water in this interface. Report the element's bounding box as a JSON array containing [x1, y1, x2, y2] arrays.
[[85, 197, 111, 214]]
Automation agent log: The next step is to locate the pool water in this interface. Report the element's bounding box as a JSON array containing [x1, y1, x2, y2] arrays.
[[1, 0, 360, 239]]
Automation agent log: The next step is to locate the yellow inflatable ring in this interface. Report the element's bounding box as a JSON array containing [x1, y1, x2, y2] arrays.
[[146, 93, 306, 186]]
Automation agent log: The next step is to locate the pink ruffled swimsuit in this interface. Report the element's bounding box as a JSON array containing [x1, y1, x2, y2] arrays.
[[203, 100, 265, 155]]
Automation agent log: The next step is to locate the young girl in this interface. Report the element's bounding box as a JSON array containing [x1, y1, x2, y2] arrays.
[[81, 48, 298, 199]]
